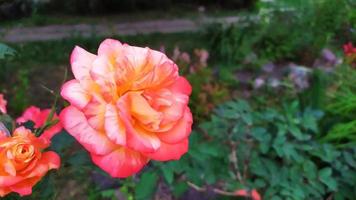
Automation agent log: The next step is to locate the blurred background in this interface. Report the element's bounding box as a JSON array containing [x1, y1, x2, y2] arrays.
[[0, 0, 356, 199]]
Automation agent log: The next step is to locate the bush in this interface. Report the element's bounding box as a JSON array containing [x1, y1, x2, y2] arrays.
[[152, 99, 356, 199]]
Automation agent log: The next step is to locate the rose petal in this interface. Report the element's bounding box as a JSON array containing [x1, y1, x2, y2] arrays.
[[118, 95, 161, 153], [128, 92, 161, 128], [25, 151, 60, 178], [98, 38, 123, 57], [169, 77, 192, 96], [60, 106, 116, 155], [104, 104, 126, 146], [145, 139, 188, 161], [16, 106, 41, 127], [61, 80, 91, 109], [40, 122, 62, 141], [0, 176, 24, 187], [157, 108, 192, 144], [91, 148, 148, 178], [9, 176, 41, 197], [83, 101, 106, 131], [71, 46, 96, 81], [0, 187, 11, 197]]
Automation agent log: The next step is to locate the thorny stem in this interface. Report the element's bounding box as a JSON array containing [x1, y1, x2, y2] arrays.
[[230, 142, 244, 183], [243, 137, 253, 181], [186, 181, 237, 196]]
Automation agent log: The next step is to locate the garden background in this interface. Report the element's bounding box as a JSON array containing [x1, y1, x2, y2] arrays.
[[0, 0, 355, 199]]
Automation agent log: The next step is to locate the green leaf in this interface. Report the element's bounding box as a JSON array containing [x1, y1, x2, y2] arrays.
[[135, 172, 158, 200], [253, 178, 267, 188], [318, 168, 337, 191], [172, 182, 188, 198], [0, 43, 15, 59], [161, 166, 174, 184], [343, 151, 356, 168], [303, 161, 317, 180], [289, 125, 308, 140]]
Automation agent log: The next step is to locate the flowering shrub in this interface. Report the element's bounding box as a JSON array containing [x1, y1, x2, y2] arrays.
[[60, 39, 193, 178]]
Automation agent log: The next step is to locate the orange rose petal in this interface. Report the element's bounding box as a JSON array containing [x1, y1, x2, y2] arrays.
[[0, 187, 11, 197], [41, 151, 60, 170], [4, 160, 16, 176], [9, 176, 41, 197]]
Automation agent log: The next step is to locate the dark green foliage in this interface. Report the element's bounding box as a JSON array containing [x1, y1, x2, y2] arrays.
[[153, 99, 356, 199]]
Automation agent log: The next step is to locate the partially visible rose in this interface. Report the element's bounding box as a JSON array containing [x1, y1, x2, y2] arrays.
[[17, 106, 62, 140], [0, 126, 60, 197], [60, 39, 193, 177], [343, 42, 356, 56], [0, 93, 7, 114], [234, 189, 261, 200], [343, 42, 356, 66]]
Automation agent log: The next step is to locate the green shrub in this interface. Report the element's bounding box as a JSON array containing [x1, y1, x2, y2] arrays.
[[152, 99, 356, 199]]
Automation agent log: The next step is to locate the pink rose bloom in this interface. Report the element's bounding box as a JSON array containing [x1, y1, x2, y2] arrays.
[[0, 94, 7, 114], [17, 106, 62, 140], [60, 39, 193, 178]]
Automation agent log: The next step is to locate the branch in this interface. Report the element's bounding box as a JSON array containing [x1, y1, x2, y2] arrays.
[[186, 181, 236, 196]]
